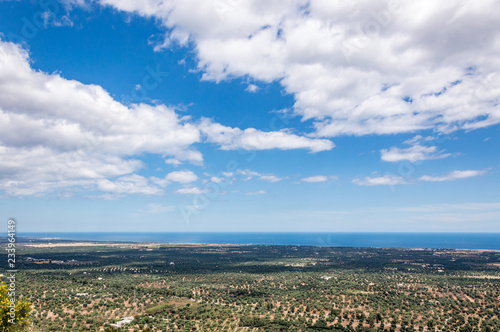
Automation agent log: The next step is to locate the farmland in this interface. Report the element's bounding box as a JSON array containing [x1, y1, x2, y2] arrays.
[[4, 240, 500, 331]]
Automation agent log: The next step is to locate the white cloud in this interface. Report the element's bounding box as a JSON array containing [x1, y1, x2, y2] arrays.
[[302, 175, 327, 183], [165, 170, 198, 183], [419, 169, 487, 182], [199, 119, 334, 153], [0, 42, 203, 159], [403, 135, 435, 145], [0, 145, 142, 196], [381, 145, 449, 162], [0, 39, 332, 196], [176, 187, 209, 194], [165, 158, 182, 166], [237, 169, 284, 182], [352, 174, 409, 186], [0, 39, 202, 195], [210, 176, 224, 183], [259, 175, 283, 183], [351, 169, 487, 187], [206, 171, 235, 185], [299, 175, 337, 183], [97, 174, 163, 195], [98, 0, 500, 136], [381, 135, 451, 162], [245, 84, 259, 93], [245, 190, 267, 195]]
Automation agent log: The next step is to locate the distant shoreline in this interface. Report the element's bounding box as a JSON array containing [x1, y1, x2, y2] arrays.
[[15, 232, 500, 251], [20, 240, 500, 252]]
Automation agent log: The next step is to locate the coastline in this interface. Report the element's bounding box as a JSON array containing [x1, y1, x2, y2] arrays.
[[15, 234, 500, 253]]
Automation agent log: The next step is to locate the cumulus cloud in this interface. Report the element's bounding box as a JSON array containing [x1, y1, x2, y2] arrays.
[[245, 84, 259, 93], [0, 42, 203, 159], [0, 39, 202, 195], [199, 119, 334, 153], [237, 169, 284, 182], [98, 0, 500, 136], [381, 145, 448, 163], [0, 39, 331, 196], [352, 174, 410, 186], [419, 170, 487, 182], [176, 187, 209, 194], [97, 174, 163, 195], [0, 145, 143, 196], [381, 135, 451, 162], [299, 175, 337, 183], [165, 158, 182, 166], [352, 169, 487, 186], [259, 175, 283, 182], [210, 176, 224, 183], [165, 170, 198, 183]]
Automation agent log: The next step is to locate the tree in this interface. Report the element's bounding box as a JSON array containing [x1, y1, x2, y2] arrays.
[[0, 281, 31, 331]]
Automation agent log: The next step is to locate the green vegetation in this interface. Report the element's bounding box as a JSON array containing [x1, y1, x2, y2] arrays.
[[2, 239, 500, 331], [0, 280, 31, 331]]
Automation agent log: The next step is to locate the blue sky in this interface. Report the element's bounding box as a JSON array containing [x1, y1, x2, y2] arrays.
[[0, 0, 499, 232]]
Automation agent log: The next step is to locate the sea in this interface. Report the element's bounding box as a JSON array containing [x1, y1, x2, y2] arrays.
[[19, 232, 500, 250]]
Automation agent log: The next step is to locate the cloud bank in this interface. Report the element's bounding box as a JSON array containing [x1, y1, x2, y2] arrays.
[[0, 39, 333, 196], [99, 0, 500, 136]]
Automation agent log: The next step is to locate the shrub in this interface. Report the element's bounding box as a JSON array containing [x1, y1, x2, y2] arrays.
[[0, 281, 31, 331]]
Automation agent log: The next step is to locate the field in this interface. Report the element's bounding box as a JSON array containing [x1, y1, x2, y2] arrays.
[[3, 239, 500, 331]]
